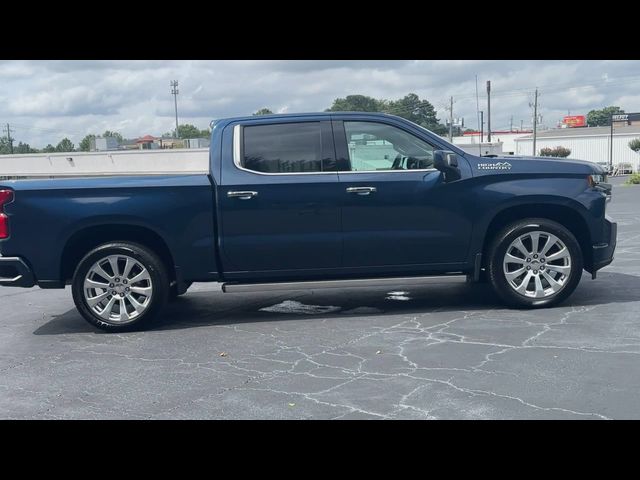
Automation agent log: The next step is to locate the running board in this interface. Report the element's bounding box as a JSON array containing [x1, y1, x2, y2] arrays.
[[221, 274, 467, 293]]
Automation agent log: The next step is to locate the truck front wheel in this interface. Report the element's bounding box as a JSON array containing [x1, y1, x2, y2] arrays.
[[71, 242, 170, 331], [487, 218, 583, 308]]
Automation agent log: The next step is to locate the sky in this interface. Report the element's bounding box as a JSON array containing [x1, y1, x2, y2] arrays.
[[1, 60, 640, 148]]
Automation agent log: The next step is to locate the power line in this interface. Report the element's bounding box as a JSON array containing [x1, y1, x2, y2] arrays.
[[375, 72, 638, 129], [448, 73, 640, 101], [2, 122, 87, 137]]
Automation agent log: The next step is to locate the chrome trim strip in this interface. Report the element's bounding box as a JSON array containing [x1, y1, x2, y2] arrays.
[[222, 274, 466, 293], [0, 274, 22, 282], [231, 123, 439, 176], [340, 168, 438, 174], [232, 124, 335, 176]]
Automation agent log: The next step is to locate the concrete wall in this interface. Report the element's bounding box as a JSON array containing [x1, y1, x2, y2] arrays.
[[0, 148, 209, 177]]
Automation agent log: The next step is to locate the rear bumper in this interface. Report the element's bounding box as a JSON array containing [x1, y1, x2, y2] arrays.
[[590, 215, 617, 274], [0, 257, 36, 287]]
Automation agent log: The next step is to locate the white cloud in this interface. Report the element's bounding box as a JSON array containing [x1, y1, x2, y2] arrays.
[[1, 60, 640, 148]]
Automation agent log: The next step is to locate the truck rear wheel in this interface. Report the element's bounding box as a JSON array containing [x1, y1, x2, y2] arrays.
[[71, 242, 170, 332], [487, 218, 583, 308]]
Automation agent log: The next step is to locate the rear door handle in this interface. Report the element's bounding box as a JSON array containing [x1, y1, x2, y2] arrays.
[[227, 191, 258, 200], [346, 186, 377, 195]]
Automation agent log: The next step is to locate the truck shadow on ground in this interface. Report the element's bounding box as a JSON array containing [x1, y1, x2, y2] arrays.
[[34, 271, 640, 335]]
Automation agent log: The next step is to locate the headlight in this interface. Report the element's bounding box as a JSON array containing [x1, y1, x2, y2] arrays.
[[588, 174, 612, 203], [588, 174, 607, 186]]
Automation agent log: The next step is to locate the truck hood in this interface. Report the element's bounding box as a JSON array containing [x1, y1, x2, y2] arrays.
[[465, 154, 604, 176]]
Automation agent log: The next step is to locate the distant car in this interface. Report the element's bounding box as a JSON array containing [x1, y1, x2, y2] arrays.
[[596, 162, 614, 175], [617, 163, 634, 175]]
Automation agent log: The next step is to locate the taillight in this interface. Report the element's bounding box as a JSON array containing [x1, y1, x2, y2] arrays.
[[0, 189, 14, 239]]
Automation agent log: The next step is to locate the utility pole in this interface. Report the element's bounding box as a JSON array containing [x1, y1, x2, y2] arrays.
[[449, 96, 454, 141], [520, 120, 523, 132], [170, 80, 179, 138], [3, 124, 14, 154], [610, 114, 614, 171], [486, 81, 491, 142], [531, 88, 538, 156], [479, 111, 484, 155], [510, 116, 513, 132]]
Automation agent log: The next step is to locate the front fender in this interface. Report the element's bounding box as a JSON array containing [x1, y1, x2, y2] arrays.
[[465, 175, 602, 265]]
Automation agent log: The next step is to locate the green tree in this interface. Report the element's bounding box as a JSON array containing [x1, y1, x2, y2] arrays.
[[629, 138, 640, 153], [102, 131, 123, 143], [326, 93, 448, 134], [199, 128, 211, 138], [326, 94, 384, 113], [387, 93, 447, 135], [176, 124, 204, 139], [540, 146, 571, 158], [253, 108, 274, 115], [0, 137, 10, 154], [43, 144, 56, 153], [14, 142, 38, 154], [55, 138, 75, 152], [586, 106, 625, 127], [79, 134, 96, 152]]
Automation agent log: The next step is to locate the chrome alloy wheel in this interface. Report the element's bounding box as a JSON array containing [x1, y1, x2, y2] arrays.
[[83, 254, 153, 322], [502, 230, 572, 298]]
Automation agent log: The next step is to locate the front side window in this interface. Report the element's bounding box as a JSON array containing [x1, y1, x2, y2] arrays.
[[343, 121, 435, 172], [242, 122, 323, 173]]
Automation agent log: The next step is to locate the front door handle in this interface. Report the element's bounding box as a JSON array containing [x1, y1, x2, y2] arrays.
[[227, 191, 258, 200], [346, 186, 377, 195]]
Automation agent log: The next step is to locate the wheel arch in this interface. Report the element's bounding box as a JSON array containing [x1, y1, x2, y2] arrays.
[[61, 224, 176, 284], [480, 203, 592, 270]]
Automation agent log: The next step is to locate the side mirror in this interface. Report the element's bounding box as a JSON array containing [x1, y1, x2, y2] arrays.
[[433, 150, 461, 182]]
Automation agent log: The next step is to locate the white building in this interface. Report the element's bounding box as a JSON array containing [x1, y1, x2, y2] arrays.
[[515, 125, 640, 171], [453, 131, 533, 156], [90, 136, 120, 151], [184, 138, 210, 149]]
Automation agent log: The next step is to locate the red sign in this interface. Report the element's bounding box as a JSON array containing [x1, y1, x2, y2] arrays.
[[562, 115, 586, 128]]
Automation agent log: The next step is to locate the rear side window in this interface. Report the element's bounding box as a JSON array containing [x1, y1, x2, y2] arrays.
[[242, 122, 323, 173]]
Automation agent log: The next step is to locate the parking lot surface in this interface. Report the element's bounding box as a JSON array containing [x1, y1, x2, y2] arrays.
[[1, 177, 639, 419]]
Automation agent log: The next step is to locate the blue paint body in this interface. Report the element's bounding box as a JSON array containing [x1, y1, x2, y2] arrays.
[[0, 112, 616, 289]]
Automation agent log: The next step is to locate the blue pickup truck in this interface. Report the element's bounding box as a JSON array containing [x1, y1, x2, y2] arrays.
[[0, 112, 616, 331]]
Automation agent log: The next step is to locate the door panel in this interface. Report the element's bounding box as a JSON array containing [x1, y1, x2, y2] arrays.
[[335, 119, 472, 268], [339, 170, 471, 267], [219, 120, 341, 273]]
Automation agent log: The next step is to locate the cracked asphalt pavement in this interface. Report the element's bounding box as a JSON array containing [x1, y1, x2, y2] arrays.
[[2, 177, 639, 419]]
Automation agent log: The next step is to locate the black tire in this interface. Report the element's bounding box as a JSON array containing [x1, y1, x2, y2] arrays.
[[487, 218, 583, 308], [72, 242, 170, 332], [169, 281, 192, 300]]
